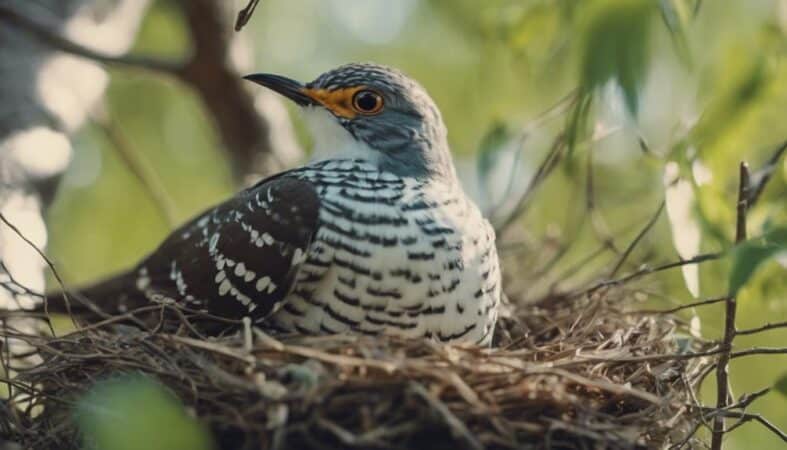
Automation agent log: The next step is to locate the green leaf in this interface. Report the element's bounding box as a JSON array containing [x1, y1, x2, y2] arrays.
[[658, 0, 692, 66], [75, 374, 214, 450], [728, 226, 787, 296], [578, 0, 656, 115]]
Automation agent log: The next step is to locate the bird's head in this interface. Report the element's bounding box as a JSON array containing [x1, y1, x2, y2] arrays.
[[244, 63, 454, 180]]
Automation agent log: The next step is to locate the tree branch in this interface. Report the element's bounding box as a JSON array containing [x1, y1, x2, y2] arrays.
[[636, 296, 727, 315], [578, 252, 723, 298], [92, 109, 178, 228], [710, 162, 749, 450], [747, 139, 787, 207], [730, 347, 787, 359], [735, 321, 787, 336], [0, 3, 183, 75], [711, 411, 787, 443], [609, 200, 665, 277], [176, 0, 291, 179], [235, 0, 263, 31], [0, 0, 298, 182], [0, 213, 66, 332]]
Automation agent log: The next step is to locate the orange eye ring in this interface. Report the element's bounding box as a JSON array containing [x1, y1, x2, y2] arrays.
[[351, 90, 384, 115]]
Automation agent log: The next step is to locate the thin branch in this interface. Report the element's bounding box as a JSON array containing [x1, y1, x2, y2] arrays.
[[235, 0, 263, 31], [177, 0, 290, 179], [730, 347, 787, 359], [0, 213, 64, 333], [93, 109, 178, 228], [0, 3, 184, 75], [609, 200, 665, 277], [577, 252, 723, 298], [711, 162, 749, 450], [636, 296, 727, 315], [726, 386, 771, 411], [494, 134, 567, 233], [488, 92, 580, 232], [1, 1, 294, 182], [708, 411, 787, 443], [747, 139, 787, 207], [574, 345, 787, 366], [736, 321, 787, 336]]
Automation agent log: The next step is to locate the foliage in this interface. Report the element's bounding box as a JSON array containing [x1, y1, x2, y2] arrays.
[[728, 226, 787, 296], [40, 0, 787, 448], [577, 0, 655, 114], [74, 374, 214, 450]]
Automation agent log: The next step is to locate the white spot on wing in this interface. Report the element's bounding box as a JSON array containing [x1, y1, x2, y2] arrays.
[[292, 248, 306, 265], [215, 270, 226, 283], [218, 279, 231, 296], [256, 276, 271, 292]]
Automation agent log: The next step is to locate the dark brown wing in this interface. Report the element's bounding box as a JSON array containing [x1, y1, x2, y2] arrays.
[[132, 175, 320, 322]]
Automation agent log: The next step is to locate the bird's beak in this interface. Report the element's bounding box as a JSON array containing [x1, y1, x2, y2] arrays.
[[243, 73, 318, 107]]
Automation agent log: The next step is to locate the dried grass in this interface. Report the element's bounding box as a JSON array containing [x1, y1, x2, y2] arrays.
[[1, 284, 711, 450]]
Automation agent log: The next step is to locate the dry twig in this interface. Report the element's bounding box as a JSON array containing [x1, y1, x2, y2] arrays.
[[710, 163, 749, 450]]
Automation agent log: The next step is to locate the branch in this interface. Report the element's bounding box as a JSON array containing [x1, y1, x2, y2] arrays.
[[711, 162, 749, 450], [578, 252, 723, 298], [235, 0, 263, 31], [710, 411, 787, 444], [636, 296, 727, 315], [609, 200, 665, 277], [747, 139, 787, 207], [176, 0, 290, 179], [730, 347, 787, 359], [1, 1, 296, 182], [0, 3, 183, 75], [92, 109, 178, 228], [735, 321, 787, 336], [0, 213, 66, 332], [494, 133, 567, 233]]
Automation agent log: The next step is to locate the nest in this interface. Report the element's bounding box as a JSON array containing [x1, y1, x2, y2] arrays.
[[1, 285, 711, 450]]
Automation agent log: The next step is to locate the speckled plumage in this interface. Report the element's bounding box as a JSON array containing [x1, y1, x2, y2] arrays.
[[270, 159, 499, 345], [54, 63, 502, 345]]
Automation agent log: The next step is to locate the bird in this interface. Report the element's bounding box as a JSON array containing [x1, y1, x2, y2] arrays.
[[43, 63, 502, 345]]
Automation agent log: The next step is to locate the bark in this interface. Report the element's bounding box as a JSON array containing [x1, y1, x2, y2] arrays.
[[177, 0, 302, 182]]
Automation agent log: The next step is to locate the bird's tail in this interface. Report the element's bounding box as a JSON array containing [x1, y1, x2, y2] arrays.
[[40, 271, 148, 321]]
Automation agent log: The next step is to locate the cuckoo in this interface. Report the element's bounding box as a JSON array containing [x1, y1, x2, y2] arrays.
[[45, 63, 502, 345]]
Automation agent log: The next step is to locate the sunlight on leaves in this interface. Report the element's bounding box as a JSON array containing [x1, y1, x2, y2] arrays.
[[663, 162, 702, 297], [75, 374, 214, 450], [578, 0, 656, 115], [728, 227, 787, 296]]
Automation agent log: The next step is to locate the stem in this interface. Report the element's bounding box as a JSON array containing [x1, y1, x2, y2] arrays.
[[710, 162, 749, 450]]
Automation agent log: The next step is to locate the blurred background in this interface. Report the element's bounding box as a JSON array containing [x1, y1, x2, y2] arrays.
[[0, 0, 785, 448]]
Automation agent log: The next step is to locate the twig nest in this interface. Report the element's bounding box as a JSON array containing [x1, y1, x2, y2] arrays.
[[1, 291, 711, 449]]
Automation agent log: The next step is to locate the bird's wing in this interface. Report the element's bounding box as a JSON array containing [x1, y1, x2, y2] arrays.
[[137, 174, 320, 322]]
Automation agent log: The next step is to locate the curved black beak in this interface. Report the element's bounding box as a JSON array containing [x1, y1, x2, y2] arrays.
[[243, 73, 317, 107]]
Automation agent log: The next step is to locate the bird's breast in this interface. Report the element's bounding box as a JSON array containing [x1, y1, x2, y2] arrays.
[[268, 160, 500, 345]]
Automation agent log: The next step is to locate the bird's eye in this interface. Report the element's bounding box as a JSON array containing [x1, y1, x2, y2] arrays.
[[352, 90, 384, 115]]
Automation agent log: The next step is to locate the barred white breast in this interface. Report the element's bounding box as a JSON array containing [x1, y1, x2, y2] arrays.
[[268, 159, 500, 345]]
